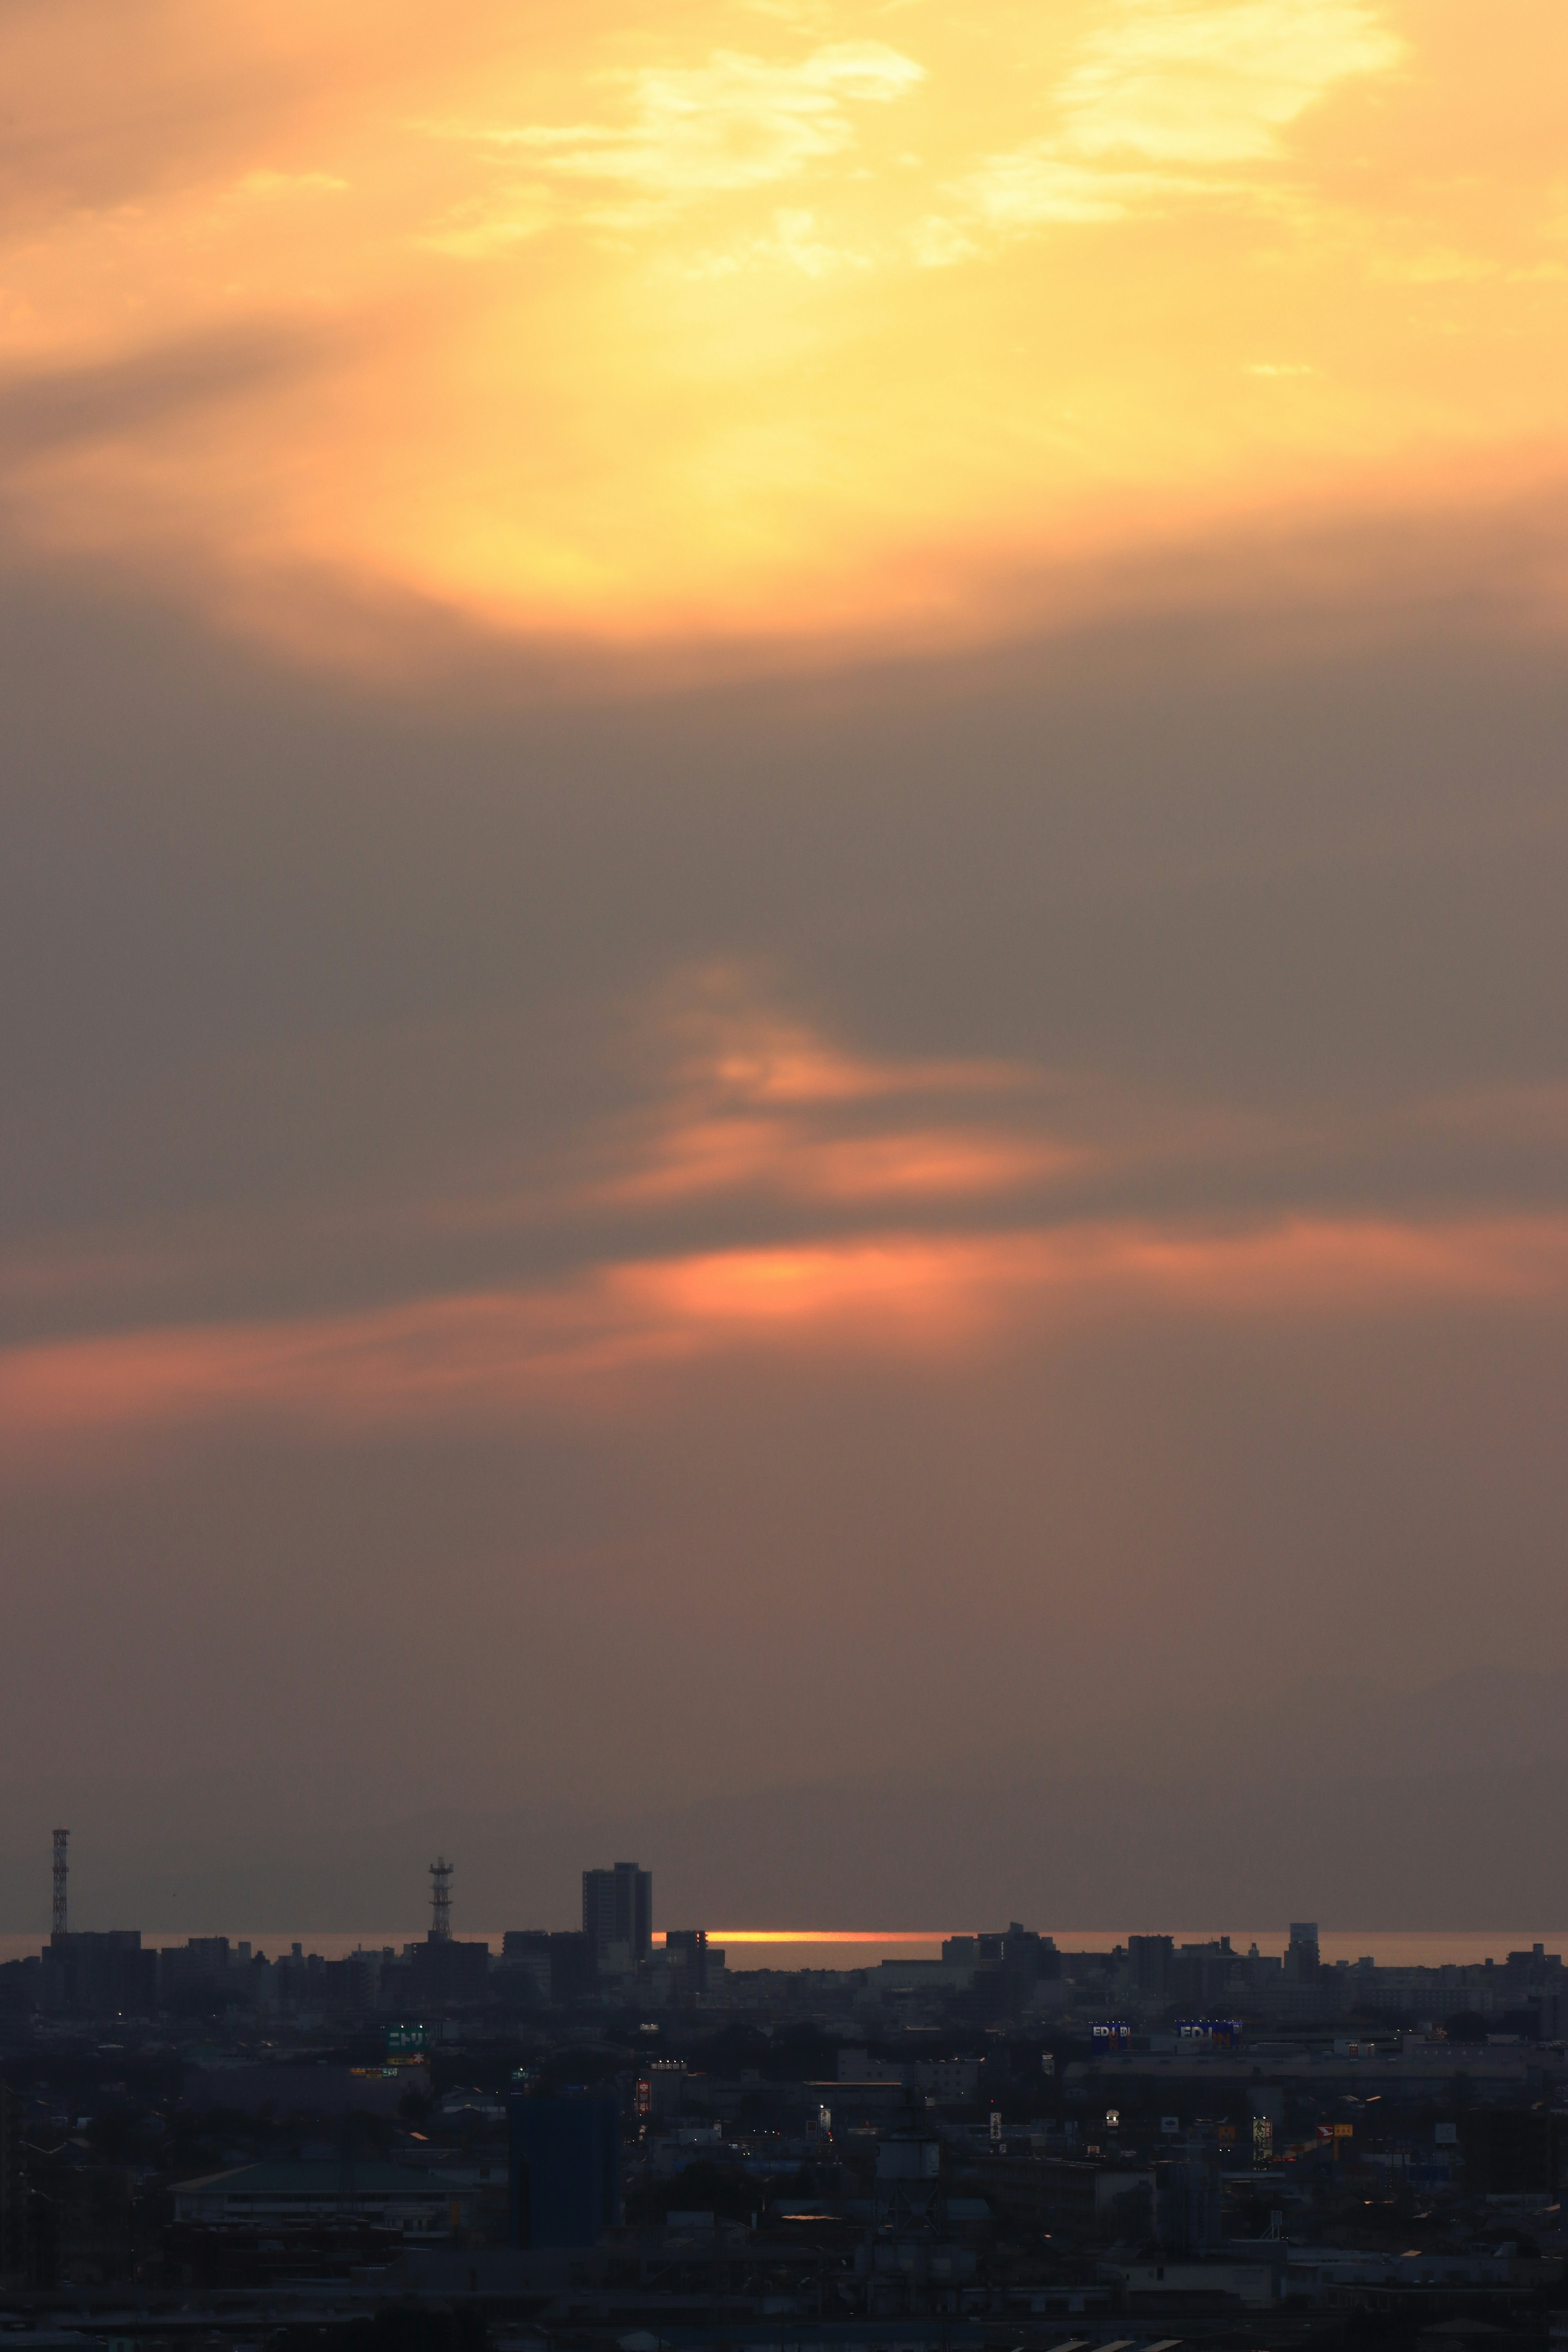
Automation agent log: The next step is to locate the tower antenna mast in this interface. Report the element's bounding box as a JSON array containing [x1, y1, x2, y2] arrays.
[[52, 1829, 69, 1941], [429, 1856, 452, 1942]]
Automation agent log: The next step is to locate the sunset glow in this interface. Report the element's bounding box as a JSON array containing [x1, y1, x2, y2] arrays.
[[5, 0, 1567, 1909], [4, 0, 1565, 667], [6, 1209, 1567, 1459]]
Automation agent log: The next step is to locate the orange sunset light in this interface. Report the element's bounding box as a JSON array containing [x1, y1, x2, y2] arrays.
[[6, 0, 1568, 1957], [5, 1212, 1566, 1461], [3, 0, 1565, 665]]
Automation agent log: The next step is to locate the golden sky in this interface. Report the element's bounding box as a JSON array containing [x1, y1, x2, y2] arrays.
[[4, 0, 1566, 661]]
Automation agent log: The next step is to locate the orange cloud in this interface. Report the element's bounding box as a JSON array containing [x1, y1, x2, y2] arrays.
[[706, 1027, 1027, 1108], [604, 1117, 1075, 1207], [598, 1014, 1075, 1207], [5, 1214, 1566, 1469], [0, 0, 1563, 669], [421, 988, 1070, 1227]]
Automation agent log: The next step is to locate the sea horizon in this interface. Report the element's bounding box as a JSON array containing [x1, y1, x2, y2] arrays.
[[5, 1927, 1562, 1973]]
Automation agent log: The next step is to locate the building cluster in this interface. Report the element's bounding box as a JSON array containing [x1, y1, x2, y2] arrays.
[[866, 1924, 1568, 2040], [13, 1857, 1566, 2045], [16, 1915, 1568, 2042], [2, 1844, 1567, 2352], [2, 1858, 698, 2025]]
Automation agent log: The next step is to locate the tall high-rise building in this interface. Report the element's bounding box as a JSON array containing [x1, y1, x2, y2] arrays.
[[582, 1861, 652, 1976], [1287, 1921, 1321, 1982]]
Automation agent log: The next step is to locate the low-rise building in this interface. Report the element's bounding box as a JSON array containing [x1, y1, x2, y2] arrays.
[[172, 2159, 466, 2237]]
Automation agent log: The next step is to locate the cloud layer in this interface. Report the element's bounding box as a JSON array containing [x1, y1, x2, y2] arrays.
[[2, 2, 1565, 1918]]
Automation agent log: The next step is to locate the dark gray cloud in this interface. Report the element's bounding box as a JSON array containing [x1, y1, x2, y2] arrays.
[[0, 325, 323, 468]]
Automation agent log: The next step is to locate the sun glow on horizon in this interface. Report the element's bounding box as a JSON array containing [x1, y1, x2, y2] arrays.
[[659, 1930, 949, 1943]]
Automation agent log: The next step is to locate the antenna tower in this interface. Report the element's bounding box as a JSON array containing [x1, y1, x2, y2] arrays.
[[429, 1855, 452, 1942], [51, 1829, 69, 1940]]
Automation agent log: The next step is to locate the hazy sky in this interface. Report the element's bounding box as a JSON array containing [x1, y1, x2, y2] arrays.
[[3, 0, 1567, 1924]]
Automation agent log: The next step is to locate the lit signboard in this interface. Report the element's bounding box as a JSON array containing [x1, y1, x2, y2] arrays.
[[1092, 2021, 1132, 2045], [1175, 2018, 1244, 2047]]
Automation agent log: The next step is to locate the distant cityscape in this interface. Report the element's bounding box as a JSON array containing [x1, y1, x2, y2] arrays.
[[2, 1831, 1566, 2352], [16, 1835, 1564, 2036]]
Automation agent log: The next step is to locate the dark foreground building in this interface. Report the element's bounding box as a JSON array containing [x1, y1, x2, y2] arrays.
[[509, 2095, 620, 2249]]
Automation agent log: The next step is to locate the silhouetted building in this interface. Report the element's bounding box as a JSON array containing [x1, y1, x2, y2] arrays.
[[508, 2096, 621, 2249], [875, 2136, 943, 2241], [409, 1934, 489, 2008], [962, 1923, 1055, 2017], [159, 1937, 232, 2002], [0, 2082, 24, 2281], [497, 1933, 552, 2001], [321, 1950, 381, 2014], [1129, 1933, 1174, 2000], [643, 2058, 685, 2120], [664, 1928, 711, 1992], [43, 1930, 157, 2017], [582, 1861, 651, 1976], [1171, 1935, 1239, 2008], [1156, 2136, 1223, 2251], [173, 2160, 465, 2234], [183, 2064, 427, 2118], [1287, 1921, 1321, 1982], [503, 1930, 595, 2003]]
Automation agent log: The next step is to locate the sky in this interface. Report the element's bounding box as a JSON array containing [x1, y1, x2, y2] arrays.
[[3, 0, 1568, 1929]]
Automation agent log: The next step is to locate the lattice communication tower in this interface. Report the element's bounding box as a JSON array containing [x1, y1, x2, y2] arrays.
[[52, 1829, 69, 1940], [429, 1855, 452, 1941]]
